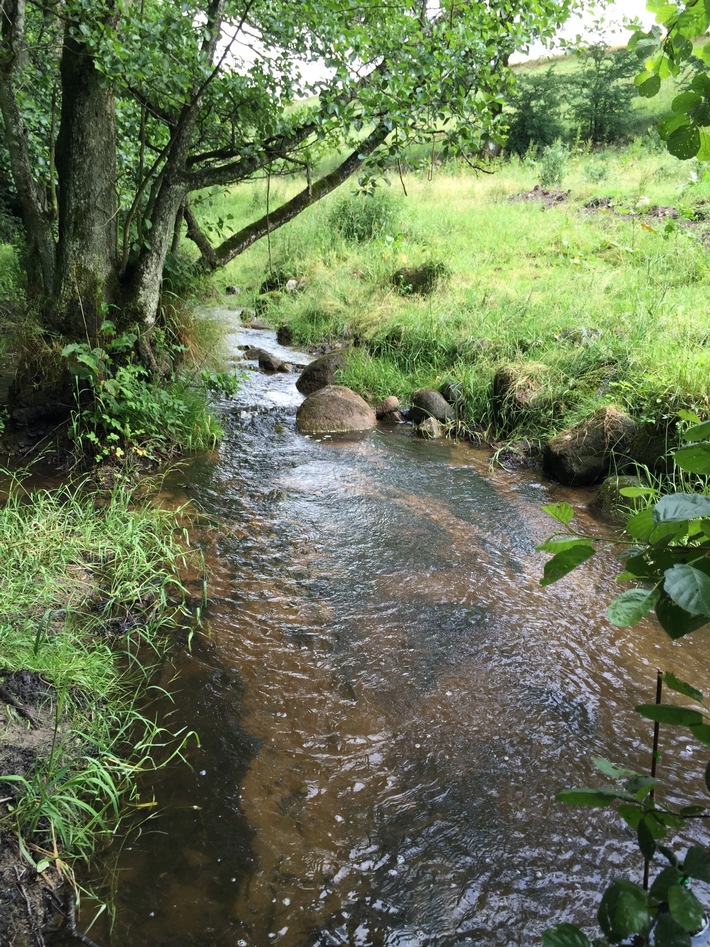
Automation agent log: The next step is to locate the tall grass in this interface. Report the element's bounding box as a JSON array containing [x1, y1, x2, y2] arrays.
[[0, 474, 200, 873]]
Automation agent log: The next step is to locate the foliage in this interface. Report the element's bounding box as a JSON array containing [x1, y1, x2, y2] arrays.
[[61, 321, 234, 464], [566, 44, 639, 145], [539, 140, 570, 187], [505, 69, 567, 156], [0, 0, 580, 346], [539, 417, 710, 946], [630, 3, 710, 161]]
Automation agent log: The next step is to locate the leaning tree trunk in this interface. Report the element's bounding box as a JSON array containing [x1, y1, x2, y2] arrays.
[[53, 26, 118, 342]]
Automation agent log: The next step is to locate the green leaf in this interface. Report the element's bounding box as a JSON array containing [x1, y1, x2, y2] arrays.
[[619, 804, 644, 830], [627, 776, 657, 799], [654, 493, 710, 522], [682, 420, 710, 442], [667, 123, 701, 159], [668, 883, 705, 933], [695, 127, 710, 156], [672, 91, 703, 113], [542, 502, 575, 526], [536, 538, 594, 555], [688, 724, 710, 747], [542, 925, 592, 947], [664, 565, 710, 617], [557, 787, 634, 807], [607, 588, 661, 627], [684, 845, 710, 883], [540, 545, 595, 587], [637, 74, 662, 97], [638, 816, 657, 860], [653, 911, 693, 947], [619, 486, 656, 498], [673, 443, 710, 475], [598, 879, 650, 941], [650, 865, 682, 902], [663, 673, 704, 703], [658, 111, 691, 140], [635, 703, 704, 726], [593, 758, 639, 779], [679, 805, 707, 817]]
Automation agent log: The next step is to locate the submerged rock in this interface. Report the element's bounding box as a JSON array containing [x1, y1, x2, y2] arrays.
[[543, 406, 637, 486], [296, 385, 376, 434], [242, 347, 289, 373], [416, 417, 443, 439]]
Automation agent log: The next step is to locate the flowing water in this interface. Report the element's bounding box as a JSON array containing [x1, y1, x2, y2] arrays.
[[93, 317, 710, 947]]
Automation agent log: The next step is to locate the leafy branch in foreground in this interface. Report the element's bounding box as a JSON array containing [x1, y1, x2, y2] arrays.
[[630, 1, 710, 161], [539, 417, 710, 947]]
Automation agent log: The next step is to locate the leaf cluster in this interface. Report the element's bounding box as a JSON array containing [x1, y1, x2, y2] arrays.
[[630, 1, 710, 160]]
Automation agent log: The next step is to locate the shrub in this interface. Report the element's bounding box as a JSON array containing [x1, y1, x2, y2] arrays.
[[538, 140, 569, 188], [329, 189, 400, 242]]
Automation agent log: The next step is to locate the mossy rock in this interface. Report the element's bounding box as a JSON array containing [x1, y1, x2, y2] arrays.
[[296, 350, 348, 395], [591, 475, 647, 519], [391, 261, 448, 296], [543, 406, 637, 487]]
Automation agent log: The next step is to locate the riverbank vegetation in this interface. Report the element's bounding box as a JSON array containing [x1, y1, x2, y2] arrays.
[[201, 143, 710, 455], [0, 473, 201, 943]]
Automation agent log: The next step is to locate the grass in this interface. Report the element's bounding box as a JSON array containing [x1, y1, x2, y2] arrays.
[[198, 142, 710, 445], [0, 474, 201, 875]]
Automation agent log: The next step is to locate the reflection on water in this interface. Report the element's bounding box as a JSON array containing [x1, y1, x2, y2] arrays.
[[95, 322, 710, 947]]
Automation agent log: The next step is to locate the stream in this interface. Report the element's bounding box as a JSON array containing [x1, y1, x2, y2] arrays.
[[90, 315, 710, 947]]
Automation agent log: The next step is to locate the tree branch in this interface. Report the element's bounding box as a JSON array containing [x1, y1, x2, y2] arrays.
[[191, 123, 390, 270]]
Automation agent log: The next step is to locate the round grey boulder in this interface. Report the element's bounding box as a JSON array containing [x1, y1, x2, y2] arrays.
[[296, 350, 348, 395], [296, 386, 376, 434], [409, 389, 454, 425]]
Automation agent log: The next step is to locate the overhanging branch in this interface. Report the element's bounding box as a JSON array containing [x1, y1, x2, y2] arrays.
[[189, 123, 390, 270]]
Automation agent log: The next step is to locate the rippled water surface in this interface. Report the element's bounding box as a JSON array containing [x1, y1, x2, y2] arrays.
[[96, 319, 710, 947]]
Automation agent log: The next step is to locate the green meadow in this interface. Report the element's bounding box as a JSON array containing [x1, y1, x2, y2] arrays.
[[202, 143, 710, 445]]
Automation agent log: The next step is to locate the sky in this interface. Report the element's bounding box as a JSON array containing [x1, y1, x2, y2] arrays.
[[512, 0, 655, 61]]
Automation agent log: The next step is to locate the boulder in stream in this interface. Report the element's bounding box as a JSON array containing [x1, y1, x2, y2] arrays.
[[542, 406, 637, 486], [409, 389, 454, 425], [296, 385, 376, 434], [296, 350, 348, 395], [242, 347, 289, 373]]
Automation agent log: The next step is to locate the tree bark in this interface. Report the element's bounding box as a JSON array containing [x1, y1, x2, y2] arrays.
[[54, 20, 118, 340]]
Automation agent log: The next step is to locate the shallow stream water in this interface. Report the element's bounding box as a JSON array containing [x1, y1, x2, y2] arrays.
[[92, 316, 710, 947]]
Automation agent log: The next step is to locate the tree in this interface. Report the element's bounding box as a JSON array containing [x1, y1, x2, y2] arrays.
[[566, 43, 638, 144], [0, 0, 576, 374]]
